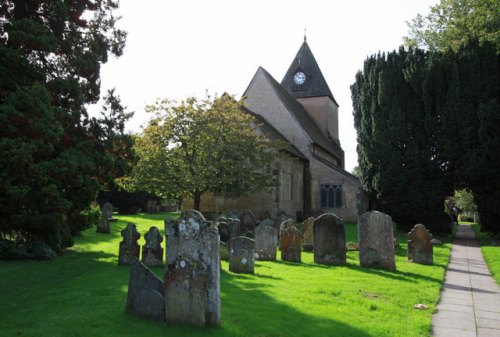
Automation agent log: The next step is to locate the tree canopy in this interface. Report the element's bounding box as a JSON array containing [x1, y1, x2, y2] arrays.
[[0, 0, 132, 257], [351, 41, 499, 233], [404, 0, 500, 51], [125, 94, 279, 210]]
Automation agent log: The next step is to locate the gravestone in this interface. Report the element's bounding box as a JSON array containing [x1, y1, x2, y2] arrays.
[[259, 210, 272, 222], [227, 210, 240, 221], [358, 211, 396, 270], [407, 224, 433, 265], [227, 218, 242, 239], [302, 217, 314, 251], [217, 222, 230, 243], [229, 236, 255, 274], [259, 218, 274, 228], [142, 226, 163, 267], [281, 225, 302, 262], [255, 224, 277, 261], [118, 223, 140, 265], [164, 210, 220, 326], [313, 213, 346, 265], [278, 218, 295, 250], [165, 256, 207, 326], [240, 209, 257, 234], [125, 258, 165, 321], [97, 202, 113, 233]]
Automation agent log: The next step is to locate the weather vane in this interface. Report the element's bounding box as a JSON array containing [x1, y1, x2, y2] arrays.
[[0, 0, 15, 45]]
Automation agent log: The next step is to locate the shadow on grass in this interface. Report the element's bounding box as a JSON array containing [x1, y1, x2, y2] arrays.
[[0, 248, 376, 337]]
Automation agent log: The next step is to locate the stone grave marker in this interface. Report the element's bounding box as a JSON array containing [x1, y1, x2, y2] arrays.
[[217, 221, 230, 243], [165, 256, 207, 326], [358, 211, 396, 270], [407, 224, 433, 265], [142, 226, 163, 267], [118, 223, 140, 265], [313, 213, 346, 265], [255, 224, 277, 261], [125, 258, 165, 321], [302, 217, 314, 251], [164, 210, 220, 326], [240, 209, 257, 235], [229, 236, 255, 274], [97, 202, 113, 233], [281, 225, 302, 262]]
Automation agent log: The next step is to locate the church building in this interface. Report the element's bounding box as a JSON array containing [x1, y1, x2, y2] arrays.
[[183, 38, 366, 222]]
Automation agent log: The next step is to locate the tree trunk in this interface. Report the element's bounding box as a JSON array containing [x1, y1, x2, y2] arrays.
[[193, 191, 201, 211]]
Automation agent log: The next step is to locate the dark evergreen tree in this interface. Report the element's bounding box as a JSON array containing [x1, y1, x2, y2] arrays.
[[0, 0, 131, 256]]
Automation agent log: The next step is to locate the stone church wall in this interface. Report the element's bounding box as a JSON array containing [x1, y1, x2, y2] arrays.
[[181, 155, 305, 219], [309, 157, 365, 223]]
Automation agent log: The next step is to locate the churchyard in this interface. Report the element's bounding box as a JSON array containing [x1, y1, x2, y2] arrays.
[[0, 212, 454, 337]]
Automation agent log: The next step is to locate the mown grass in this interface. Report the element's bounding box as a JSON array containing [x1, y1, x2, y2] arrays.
[[471, 223, 500, 285], [0, 213, 452, 337]]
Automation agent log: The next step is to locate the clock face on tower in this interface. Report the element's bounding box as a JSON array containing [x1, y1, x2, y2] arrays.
[[293, 71, 306, 85]]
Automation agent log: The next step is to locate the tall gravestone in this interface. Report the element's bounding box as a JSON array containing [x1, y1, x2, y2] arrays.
[[125, 258, 165, 321], [278, 218, 295, 250], [255, 224, 277, 261], [407, 224, 433, 265], [281, 225, 302, 262], [302, 217, 314, 251], [142, 226, 163, 267], [164, 210, 220, 326], [313, 213, 346, 265], [118, 223, 140, 265], [358, 211, 396, 270], [229, 236, 255, 274], [97, 202, 113, 233]]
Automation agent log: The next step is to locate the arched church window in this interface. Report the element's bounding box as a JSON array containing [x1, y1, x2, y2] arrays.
[[320, 184, 342, 208]]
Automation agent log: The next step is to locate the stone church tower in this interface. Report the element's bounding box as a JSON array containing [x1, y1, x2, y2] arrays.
[[182, 38, 366, 222]]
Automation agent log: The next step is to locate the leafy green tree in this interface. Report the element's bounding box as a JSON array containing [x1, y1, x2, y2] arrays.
[[0, 0, 130, 256], [126, 94, 278, 210], [404, 0, 500, 51], [453, 189, 477, 219]]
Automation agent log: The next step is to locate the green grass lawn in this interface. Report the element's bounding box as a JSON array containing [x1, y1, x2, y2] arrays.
[[471, 224, 500, 285], [0, 213, 452, 337]]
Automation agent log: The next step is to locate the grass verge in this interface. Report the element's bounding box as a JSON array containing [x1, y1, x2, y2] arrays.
[[471, 224, 500, 285], [0, 213, 452, 337]]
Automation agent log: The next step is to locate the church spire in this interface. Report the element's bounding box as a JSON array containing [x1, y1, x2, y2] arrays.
[[281, 39, 338, 105], [304, 28, 307, 42]]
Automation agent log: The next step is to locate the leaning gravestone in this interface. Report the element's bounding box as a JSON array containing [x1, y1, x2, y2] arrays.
[[142, 226, 163, 267], [118, 223, 140, 265], [358, 211, 396, 270], [281, 225, 302, 262], [125, 258, 165, 321], [302, 217, 314, 251], [255, 224, 277, 261], [240, 209, 257, 234], [97, 202, 113, 233], [229, 236, 255, 274], [164, 210, 220, 326], [313, 213, 346, 265], [407, 224, 433, 265]]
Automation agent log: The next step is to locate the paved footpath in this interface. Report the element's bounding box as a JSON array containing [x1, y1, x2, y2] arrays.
[[432, 225, 500, 337]]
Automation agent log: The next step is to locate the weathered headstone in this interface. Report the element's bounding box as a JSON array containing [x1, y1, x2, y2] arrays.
[[278, 218, 295, 250], [255, 224, 277, 261], [229, 236, 255, 274], [142, 226, 163, 267], [227, 218, 242, 239], [227, 210, 240, 221], [97, 202, 113, 233], [313, 213, 346, 265], [259, 218, 274, 228], [259, 210, 272, 222], [407, 224, 433, 265], [302, 217, 314, 251], [217, 222, 230, 243], [165, 256, 207, 326], [240, 209, 257, 234], [125, 258, 165, 321], [164, 210, 220, 326], [281, 225, 302, 262], [118, 223, 140, 265], [358, 211, 396, 270]]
